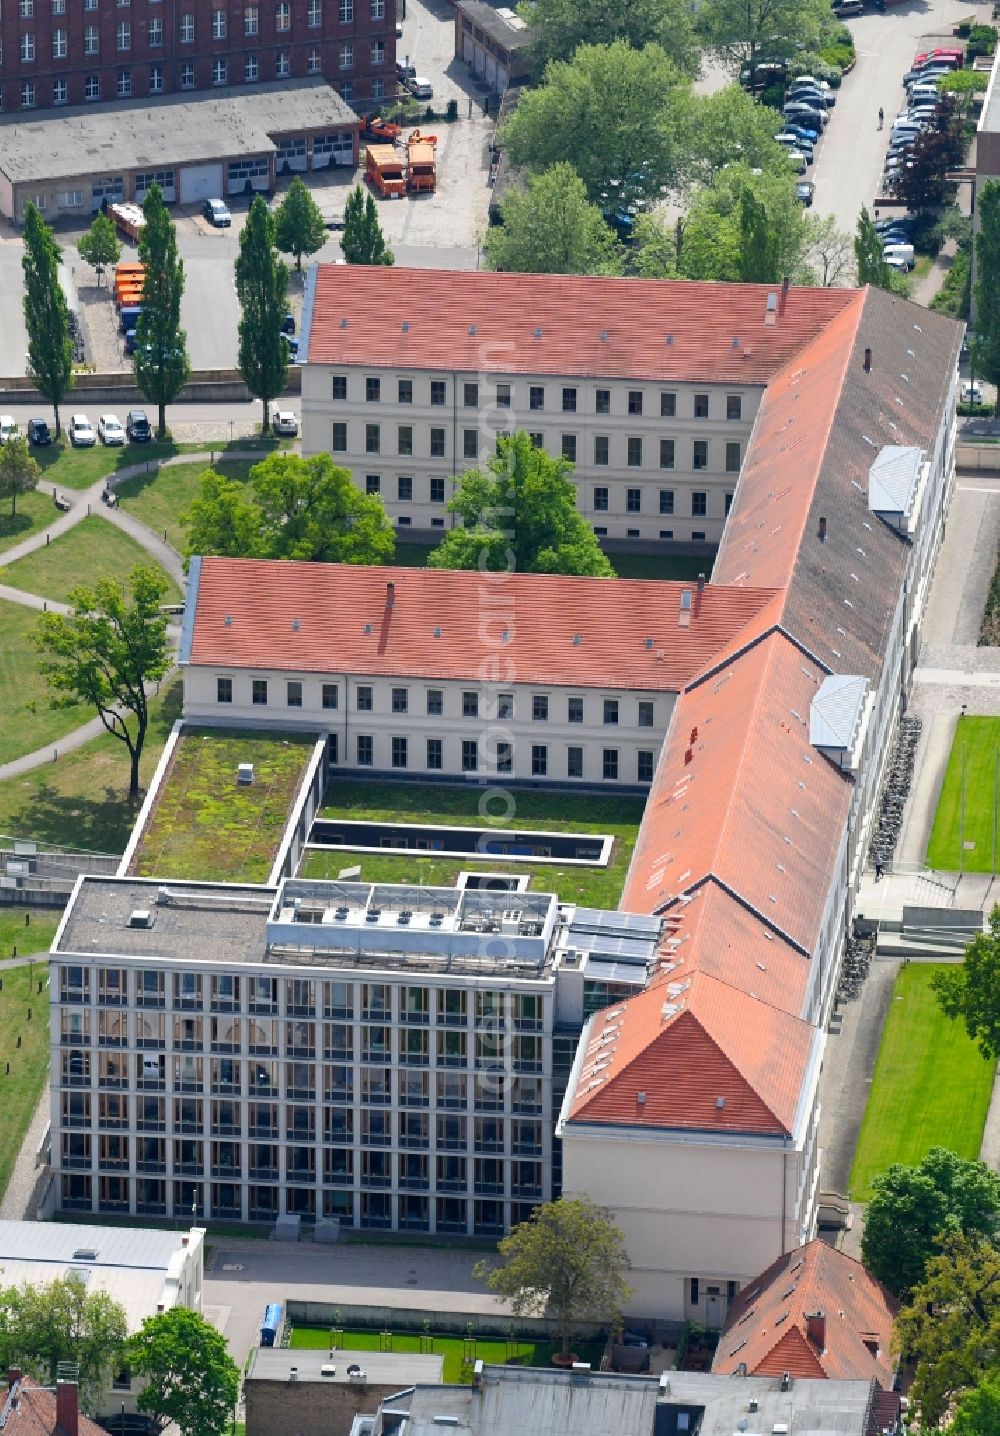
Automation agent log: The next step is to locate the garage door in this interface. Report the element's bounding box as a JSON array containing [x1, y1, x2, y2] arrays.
[[179, 162, 223, 204], [485, 53, 496, 84], [463, 32, 474, 63], [497, 63, 508, 94]]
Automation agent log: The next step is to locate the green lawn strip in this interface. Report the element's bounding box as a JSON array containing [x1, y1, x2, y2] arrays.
[[32, 436, 289, 492], [0, 909, 60, 958], [849, 963, 996, 1201], [289, 1326, 604, 1384], [0, 491, 57, 557], [116, 460, 256, 555], [392, 541, 711, 583], [0, 516, 181, 606], [0, 960, 50, 1203], [307, 780, 644, 907], [925, 716, 1000, 871], [0, 600, 94, 765], [132, 728, 316, 882], [0, 678, 182, 855]]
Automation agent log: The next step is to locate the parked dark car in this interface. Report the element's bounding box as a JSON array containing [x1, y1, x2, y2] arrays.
[[26, 418, 52, 445], [126, 409, 152, 442], [97, 1414, 162, 1436], [281, 312, 296, 335]]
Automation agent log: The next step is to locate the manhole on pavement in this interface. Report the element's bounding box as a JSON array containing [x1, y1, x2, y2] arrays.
[[221, 1263, 244, 1271]]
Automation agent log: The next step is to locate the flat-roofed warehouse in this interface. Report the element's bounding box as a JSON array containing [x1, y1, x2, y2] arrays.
[[0, 79, 358, 223]]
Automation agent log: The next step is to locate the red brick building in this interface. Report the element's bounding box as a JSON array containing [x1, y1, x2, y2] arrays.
[[0, 0, 393, 114]]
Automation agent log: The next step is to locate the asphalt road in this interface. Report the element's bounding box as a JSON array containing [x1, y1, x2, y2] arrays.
[[810, 0, 985, 231]]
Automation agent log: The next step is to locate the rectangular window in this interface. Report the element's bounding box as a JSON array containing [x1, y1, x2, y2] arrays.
[[560, 386, 577, 412], [568, 696, 583, 724], [430, 428, 445, 458], [726, 394, 742, 421], [593, 486, 608, 512], [463, 429, 478, 461], [595, 388, 610, 415], [638, 750, 654, 783], [287, 681, 302, 708], [529, 386, 544, 411], [561, 434, 577, 462], [148, 15, 162, 42], [628, 390, 643, 415], [397, 377, 412, 404], [370, 0, 383, 14], [693, 440, 708, 471], [594, 435, 609, 466], [426, 738, 442, 770], [464, 381, 479, 407], [356, 735, 373, 766], [532, 694, 548, 722], [603, 699, 619, 726], [430, 477, 445, 504], [626, 488, 641, 513], [392, 736, 408, 769], [531, 745, 547, 777], [365, 424, 380, 454], [217, 677, 232, 704], [692, 491, 707, 517], [496, 742, 512, 775], [365, 474, 380, 495], [397, 475, 413, 501], [20, 34, 35, 61], [211, 8, 225, 37], [694, 393, 709, 419], [338, 0, 352, 18], [462, 691, 478, 718], [426, 689, 443, 716], [495, 383, 511, 409], [51, 0, 65, 10], [252, 679, 267, 706], [19, 0, 33, 14], [84, 23, 99, 51], [179, 61, 193, 85], [660, 439, 675, 470], [116, 19, 130, 47], [116, 67, 132, 95], [365, 375, 380, 403], [603, 749, 619, 781], [332, 375, 347, 400], [725, 441, 741, 473], [322, 683, 338, 710], [391, 686, 408, 714], [725, 491, 734, 515], [307, 0, 321, 23], [356, 685, 373, 711], [276, 0, 290, 27], [567, 746, 583, 779], [497, 692, 513, 720], [627, 437, 642, 467], [243, 53, 258, 80], [52, 28, 67, 56], [244, 4, 258, 31], [53, 78, 68, 102], [211, 57, 226, 83], [461, 740, 477, 773], [331, 422, 347, 452], [638, 700, 654, 728], [179, 11, 194, 39], [660, 391, 676, 418], [430, 379, 446, 406], [85, 72, 100, 97]]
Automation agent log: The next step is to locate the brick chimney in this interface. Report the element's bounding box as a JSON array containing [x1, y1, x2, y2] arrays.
[[805, 1310, 826, 1352], [55, 1379, 79, 1436], [7, 1368, 22, 1387]]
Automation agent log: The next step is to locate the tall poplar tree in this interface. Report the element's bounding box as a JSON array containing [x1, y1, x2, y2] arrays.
[[134, 184, 189, 439], [236, 195, 288, 433], [974, 179, 1000, 387], [22, 203, 74, 438], [854, 206, 893, 290]]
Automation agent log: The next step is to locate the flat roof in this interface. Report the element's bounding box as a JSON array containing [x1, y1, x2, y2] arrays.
[[0, 80, 358, 185], [456, 0, 533, 51], [248, 1347, 444, 1387]]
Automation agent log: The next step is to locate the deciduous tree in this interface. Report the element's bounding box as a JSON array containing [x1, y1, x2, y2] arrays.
[[485, 164, 624, 275], [135, 184, 189, 440], [180, 469, 264, 563], [804, 213, 855, 286], [890, 104, 965, 211], [251, 452, 395, 563], [938, 68, 989, 121], [974, 182, 1000, 387], [698, 0, 832, 75], [34, 565, 171, 801], [429, 431, 614, 577], [236, 195, 289, 433], [934, 904, 1000, 1057], [273, 175, 327, 271], [679, 85, 795, 190], [527, 0, 699, 78], [0, 434, 40, 517], [22, 203, 74, 438], [739, 185, 779, 282], [341, 184, 395, 266], [952, 1375, 1000, 1436], [474, 1196, 632, 1355], [0, 1274, 128, 1413], [860, 1147, 1000, 1296], [502, 41, 688, 210], [127, 1307, 240, 1436], [77, 212, 122, 286]]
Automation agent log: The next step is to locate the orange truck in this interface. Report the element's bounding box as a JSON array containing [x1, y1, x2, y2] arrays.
[[406, 130, 437, 194], [365, 144, 406, 197], [114, 262, 146, 309]]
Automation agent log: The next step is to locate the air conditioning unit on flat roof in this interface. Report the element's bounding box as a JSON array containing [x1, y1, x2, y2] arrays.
[[237, 762, 254, 785], [127, 909, 153, 928]]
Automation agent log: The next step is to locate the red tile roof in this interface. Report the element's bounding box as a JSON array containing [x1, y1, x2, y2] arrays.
[[712, 1240, 897, 1387], [186, 558, 782, 691], [0, 1378, 107, 1436], [304, 267, 857, 384]]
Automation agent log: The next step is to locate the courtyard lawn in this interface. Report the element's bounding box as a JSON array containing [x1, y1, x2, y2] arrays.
[[300, 779, 645, 908], [31, 435, 288, 492], [0, 490, 57, 557], [0, 600, 93, 766], [288, 1326, 605, 1385], [0, 959, 50, 1204], [926, 716, 1000, 871], [116, 459, 257, 555], [0, 517, 181, 606], [0, 677, 182, 855], [849, 963, 996, 1201], [392, 541, 711, 583], [132, 728, 316, 882], [0, 909, 60, 958]]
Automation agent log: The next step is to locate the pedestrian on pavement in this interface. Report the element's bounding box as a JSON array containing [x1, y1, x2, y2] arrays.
[[875, 860, 885, 881], [878, 107, 884, 130]]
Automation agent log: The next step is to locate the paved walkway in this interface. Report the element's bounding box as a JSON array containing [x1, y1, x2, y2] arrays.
[[0, 1078, 51, 1221]]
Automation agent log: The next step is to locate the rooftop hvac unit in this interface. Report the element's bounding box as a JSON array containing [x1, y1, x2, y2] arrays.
[[127, 909, 153, 928], [237, 762, 255, 785]]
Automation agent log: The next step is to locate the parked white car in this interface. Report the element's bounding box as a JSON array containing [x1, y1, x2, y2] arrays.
[[0, 415, 19, 444], [962, 381, 984, 404], [69, 414, 96, 447], [98, 413, 126, 445], [272, 411, 299, 436]]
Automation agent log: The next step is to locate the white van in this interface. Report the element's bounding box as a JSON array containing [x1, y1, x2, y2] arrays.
[[0, 416, 18, 444], [883, 243, 915, 270]]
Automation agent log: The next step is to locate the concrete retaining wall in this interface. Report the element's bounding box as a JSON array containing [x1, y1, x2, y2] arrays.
[[285, 1299, 601, 1341], [0, 367, 301, 406], [957, 443, 1000, 471]]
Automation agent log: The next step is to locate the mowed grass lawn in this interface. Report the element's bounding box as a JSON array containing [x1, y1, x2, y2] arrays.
[[300, 779, 645, 908], [850, 963, 996, 1200], [133, 728, 316, 882], [30, 435, 289, 492], [0, 600, 93, 765], [0, 909, 60, 957], [0, 960, 50, 1204], [117, 460, 256, 555], [288, 1326, 605, 1385], [926, 716, 1000, 871], [0, 516, 181, 606], [0, 678, 182, 855], [0, 490, 57, 557]]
